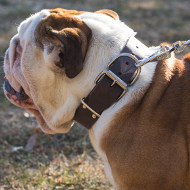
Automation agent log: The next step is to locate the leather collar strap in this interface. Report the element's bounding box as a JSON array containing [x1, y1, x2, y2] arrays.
[[73, 46, 141, 129]]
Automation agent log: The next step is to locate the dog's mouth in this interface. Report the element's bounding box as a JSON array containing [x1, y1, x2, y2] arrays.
[[4, 79, 56, 134]]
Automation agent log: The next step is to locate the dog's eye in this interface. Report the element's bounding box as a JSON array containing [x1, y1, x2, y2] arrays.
[[59, 52, 64, 60], [55, 52, 64, 68]]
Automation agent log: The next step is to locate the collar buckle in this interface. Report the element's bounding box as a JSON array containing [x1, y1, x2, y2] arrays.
[[74, 51, 142, 129], [95, 70, 127, 100]]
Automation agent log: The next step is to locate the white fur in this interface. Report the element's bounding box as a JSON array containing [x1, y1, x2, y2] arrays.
[[17, 10, 50, 45], [5, 10, 50, 95]]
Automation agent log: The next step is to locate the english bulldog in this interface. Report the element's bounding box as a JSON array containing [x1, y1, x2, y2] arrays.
[[3, 8, 190, 190]]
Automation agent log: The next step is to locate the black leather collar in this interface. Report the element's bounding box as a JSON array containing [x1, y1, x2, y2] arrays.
[[73, 45, 141, 129]]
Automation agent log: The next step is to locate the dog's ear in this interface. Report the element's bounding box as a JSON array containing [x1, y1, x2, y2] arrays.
[[35, 11, 91, 78], [95, 9, 119, 20], [49, 28, 86, 78]]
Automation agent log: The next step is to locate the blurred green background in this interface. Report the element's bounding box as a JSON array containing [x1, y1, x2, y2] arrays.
[[0, 0, 189, 189]]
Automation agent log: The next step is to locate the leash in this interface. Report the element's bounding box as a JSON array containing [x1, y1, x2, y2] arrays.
[[136, 40, 190, 67], [74, 39, 190, 129]]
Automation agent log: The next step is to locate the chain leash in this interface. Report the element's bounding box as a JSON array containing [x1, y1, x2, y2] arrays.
[[136, 40, 190, 67]]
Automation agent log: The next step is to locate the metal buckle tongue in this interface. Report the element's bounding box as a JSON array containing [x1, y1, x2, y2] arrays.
[[95, 70, 128, 100]]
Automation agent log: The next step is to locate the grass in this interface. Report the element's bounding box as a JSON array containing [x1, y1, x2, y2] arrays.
[[0, 107, 111, 190], [0, 0, 190, 189]]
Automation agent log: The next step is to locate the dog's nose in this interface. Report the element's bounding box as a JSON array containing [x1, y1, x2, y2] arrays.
[[4, 80, 29, 101]]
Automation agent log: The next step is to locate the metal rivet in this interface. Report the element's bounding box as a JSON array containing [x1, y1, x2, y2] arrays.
[[92, 114, 96, 119], [82, 105, 86, 109]]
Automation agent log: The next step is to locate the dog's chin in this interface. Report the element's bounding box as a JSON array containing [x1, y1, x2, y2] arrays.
[[4, 88, 73, 134], [27, 108, 73, 134]]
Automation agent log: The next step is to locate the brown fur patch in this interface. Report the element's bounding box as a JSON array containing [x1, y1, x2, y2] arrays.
[[95, 9, 119, 20], [183, 53, 190, 64], [34, 8, 92, 78], [160, 42, 172, 47], [101, 55, 190, 189], [35, 8, 91, 52], [50, 8, 85, 16]]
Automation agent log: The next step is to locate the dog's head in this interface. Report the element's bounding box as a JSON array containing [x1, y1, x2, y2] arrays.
[[3, 8, 135, 133]]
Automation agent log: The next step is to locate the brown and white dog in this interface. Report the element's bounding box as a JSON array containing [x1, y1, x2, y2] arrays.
[[3, 8, 190, 190]]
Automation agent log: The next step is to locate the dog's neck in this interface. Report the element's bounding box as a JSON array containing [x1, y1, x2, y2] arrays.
[[65, 12, 160, 142], [88, 38, 160, 188], [74, 12, 160, 131], [74, 33, 160, 128], [88, 37, 160, 161]]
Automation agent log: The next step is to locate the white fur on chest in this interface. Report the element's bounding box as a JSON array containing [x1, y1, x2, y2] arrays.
[[77, 12, 160, 188]]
